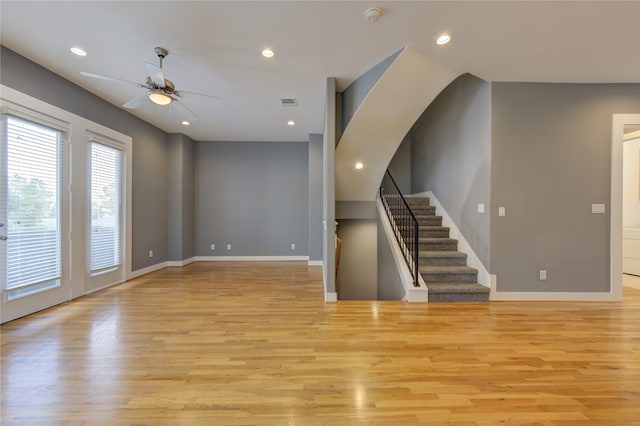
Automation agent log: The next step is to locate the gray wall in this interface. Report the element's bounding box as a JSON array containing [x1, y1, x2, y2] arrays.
[[309, 133, 324, 261], [336, 220, 377, 300], [409, 73, 492, 267], [341, 49, 403, 135], [167, 133, 195, 262], [1, 45, 169, 271], [194, 141, 309, 257], [491, 82, 640, 292]]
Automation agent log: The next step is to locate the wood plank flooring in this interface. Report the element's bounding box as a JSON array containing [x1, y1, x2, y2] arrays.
[[2, 262, 639, 425]]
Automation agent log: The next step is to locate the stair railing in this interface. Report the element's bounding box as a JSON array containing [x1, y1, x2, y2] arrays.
[[379, 170, 419, 287]]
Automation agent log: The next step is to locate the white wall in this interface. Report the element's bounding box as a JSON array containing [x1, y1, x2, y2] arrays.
[[624, 137, 640, 228]]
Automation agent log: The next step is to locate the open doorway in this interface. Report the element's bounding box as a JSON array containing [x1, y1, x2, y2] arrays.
[[611, 114, 640, 298]]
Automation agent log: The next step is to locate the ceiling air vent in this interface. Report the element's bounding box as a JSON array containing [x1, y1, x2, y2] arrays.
[[281, 98, 297, 107]]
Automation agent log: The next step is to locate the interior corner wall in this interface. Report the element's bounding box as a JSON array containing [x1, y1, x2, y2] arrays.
[[409, 73, 492, 267], [167, 133, 195, 262], [309, 133, 324, 261], [194, 141, 309, 257], [0, 45, 169, 271], [491, 82, 640, 292]]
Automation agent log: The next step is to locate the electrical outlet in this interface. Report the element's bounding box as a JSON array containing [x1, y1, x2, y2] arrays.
[[291, 243, 296, 250], [211, 244, 215, 251], [148, 250, 153, 258], [226, 244, 231, 251], [539, 270, 547, 281]]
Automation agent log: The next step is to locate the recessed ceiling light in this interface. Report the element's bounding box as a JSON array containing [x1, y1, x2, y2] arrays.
[[355, 162, 364, 170], [287, 120, 295, 126], [436, 34, 451, 45], [70, 47, 87, 56], [261, 49, 274, 58], [182, 121, 190, 126]]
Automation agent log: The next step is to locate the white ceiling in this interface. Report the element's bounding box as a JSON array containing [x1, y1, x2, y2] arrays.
[[1, 1, 639, 142]]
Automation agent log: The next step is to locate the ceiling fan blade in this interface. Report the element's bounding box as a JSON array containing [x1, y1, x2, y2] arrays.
[[145, 62, 165, 88], [175, 90, 219, 100], [170, 99, 198, 122], [123, 94, 148, 109], [80, 71, 143, 88]]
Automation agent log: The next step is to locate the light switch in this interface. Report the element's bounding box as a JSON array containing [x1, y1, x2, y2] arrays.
[[477, 203, 485, 214], [592, 204, 606, 214], [498, 206, 506, 217]]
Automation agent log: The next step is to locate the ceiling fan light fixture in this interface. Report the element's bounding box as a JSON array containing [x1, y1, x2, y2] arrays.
[[148, 92, 172, 106], [70, 47, 87, 56]]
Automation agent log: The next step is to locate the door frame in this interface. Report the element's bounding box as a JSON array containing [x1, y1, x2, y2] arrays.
[[611, 113, 640, 299]]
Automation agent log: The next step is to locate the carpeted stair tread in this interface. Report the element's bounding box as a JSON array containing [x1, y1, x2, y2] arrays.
[[420, 251, 466, 259], [420, 265, 478, 275], [419, 251, 468, 265], [419, 237, 457, 243], [383, 193, 488, 302]]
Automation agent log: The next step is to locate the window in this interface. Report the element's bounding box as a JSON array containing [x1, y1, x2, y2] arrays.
[[89, 141, 122, 275]]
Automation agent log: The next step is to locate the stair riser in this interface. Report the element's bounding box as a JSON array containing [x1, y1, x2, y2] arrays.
[[422, 273, 478, 283], [419, 242, 458, 251], [396, 226, 449, 238], [419, 229, 449, 238], [416, 217, 443, 226], [419, 257, 467, 266], [405, 199, 431, 207], [390, 206, 436, 216], [428, 293, 490, 302]]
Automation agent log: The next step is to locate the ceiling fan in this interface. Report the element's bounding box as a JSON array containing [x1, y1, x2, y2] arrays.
[[80, 47, 218, 123]]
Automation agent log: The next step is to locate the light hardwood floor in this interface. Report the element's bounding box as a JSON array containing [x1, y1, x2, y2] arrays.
[[2, 262, 639, 425]]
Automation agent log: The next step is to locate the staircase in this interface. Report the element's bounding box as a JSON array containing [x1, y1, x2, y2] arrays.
[[391, 195, 490, 302]]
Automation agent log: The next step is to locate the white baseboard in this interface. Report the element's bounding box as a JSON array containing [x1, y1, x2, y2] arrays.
[[308, 260, 323, 266], [416, 191, 490, 289], [491, 291, 620, 301], [325, 292, 337, 302], [129, 262, 168, 279], [166, 257, 196, 267], [194, 256, 309, 262], [489, 274, 620, 301]]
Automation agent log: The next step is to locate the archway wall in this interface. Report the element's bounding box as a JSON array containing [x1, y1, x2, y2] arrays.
[[335, 47, 460, 201]]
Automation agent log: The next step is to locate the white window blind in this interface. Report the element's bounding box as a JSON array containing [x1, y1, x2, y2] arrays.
[[90, 141, 122, 274], [3, 115, 63, 298]]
